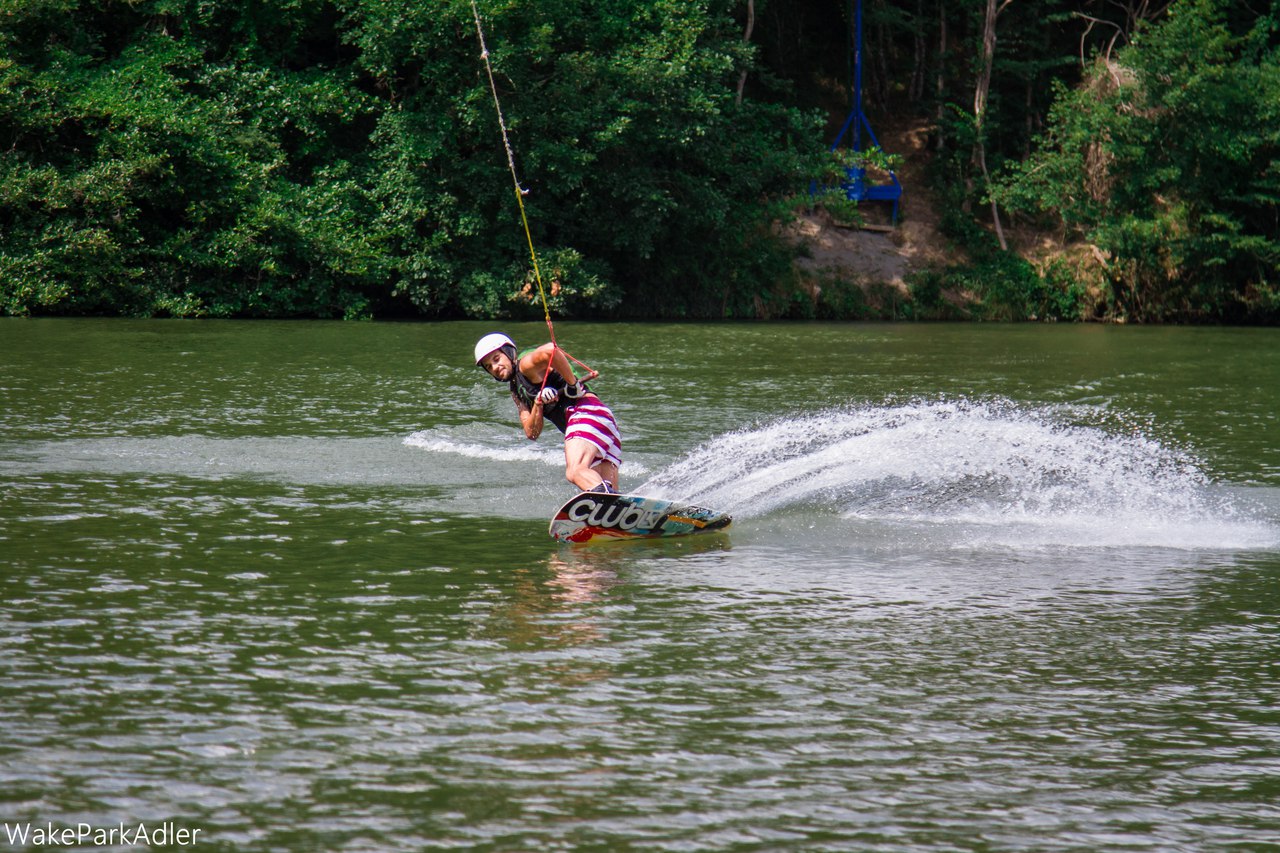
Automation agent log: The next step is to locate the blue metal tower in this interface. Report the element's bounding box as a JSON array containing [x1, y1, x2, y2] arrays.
[[829, 0, 902, 223]]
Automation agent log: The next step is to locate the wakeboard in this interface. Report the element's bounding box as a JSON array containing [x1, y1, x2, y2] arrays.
[[549, 492, 732, 543]]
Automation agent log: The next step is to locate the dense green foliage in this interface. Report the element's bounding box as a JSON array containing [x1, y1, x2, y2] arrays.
[[2, 0, 1277, 321], [2, 2, 382, 317], [1, 0, 822, 318], [993, 0, 1280, 322]]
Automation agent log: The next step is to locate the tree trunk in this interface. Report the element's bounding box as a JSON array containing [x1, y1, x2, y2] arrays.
[[736, 0, 756, 106], [1024, 78, 1035, 158], [935, 0, 947, 151], [875, 15, 890, 108], [911, 0, 926, 103], [973, 0, 1010, 250]]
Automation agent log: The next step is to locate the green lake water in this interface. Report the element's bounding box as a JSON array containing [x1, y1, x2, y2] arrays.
[[2, 318, 1279, 851]]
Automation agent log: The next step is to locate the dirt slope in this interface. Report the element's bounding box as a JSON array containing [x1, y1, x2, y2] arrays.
[[789, 118, 955, 295]]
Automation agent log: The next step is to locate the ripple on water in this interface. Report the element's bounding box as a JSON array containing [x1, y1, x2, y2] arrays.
[[3, 390, 1280, 848]]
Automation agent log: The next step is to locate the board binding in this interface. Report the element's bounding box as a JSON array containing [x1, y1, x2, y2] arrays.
[[549, 492, 732, 543]]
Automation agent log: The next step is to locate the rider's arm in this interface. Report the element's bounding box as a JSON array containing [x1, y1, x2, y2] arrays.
[[513, 391, 545, 441]]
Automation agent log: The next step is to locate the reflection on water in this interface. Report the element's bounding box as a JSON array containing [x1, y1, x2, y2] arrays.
[[2, 320, 1279, 851]]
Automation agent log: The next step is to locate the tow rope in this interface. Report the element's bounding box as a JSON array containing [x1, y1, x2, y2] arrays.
[[469, 0, 595, 391]]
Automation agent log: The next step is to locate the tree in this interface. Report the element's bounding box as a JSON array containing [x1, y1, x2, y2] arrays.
[[972, 0, 1014, 250], [994, 0, 1280, 321], [0, 1, 388, 318], [1, 0, 825, 319]]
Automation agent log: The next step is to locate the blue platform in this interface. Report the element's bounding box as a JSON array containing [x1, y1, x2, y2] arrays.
[[831, 109, 903, 224]]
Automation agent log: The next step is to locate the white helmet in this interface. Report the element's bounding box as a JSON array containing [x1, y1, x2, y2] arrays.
[[474, 332, 516, 366]]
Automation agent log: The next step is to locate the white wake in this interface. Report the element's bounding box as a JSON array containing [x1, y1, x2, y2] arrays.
[[639, 399, 1278, 550]]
